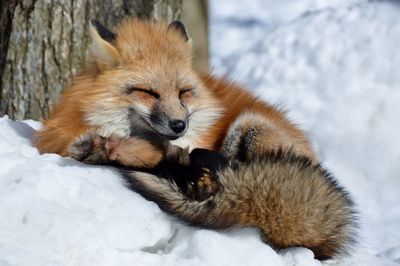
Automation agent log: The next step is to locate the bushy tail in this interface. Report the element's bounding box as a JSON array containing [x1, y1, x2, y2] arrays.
[[121, 170, 220, 228]]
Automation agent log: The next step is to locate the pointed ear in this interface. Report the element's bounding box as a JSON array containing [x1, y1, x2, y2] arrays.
[[89, 20, 119, 70], [168, 20, 190, 42]]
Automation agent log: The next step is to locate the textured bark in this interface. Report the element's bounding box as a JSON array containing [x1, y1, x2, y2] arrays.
[[0, 0, 182, 120], [182, 0, 208, 72]]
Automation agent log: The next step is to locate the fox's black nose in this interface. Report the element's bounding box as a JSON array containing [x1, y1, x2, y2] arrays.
[[169, 120, 186, 133]]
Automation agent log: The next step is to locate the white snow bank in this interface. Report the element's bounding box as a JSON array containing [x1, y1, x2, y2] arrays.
[[0, 117, 175, 265], [1, 116, 369, 266]]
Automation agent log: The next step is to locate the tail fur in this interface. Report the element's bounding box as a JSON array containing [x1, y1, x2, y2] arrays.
[[121, 170, 226, 228], [121, 149, 357, 260]]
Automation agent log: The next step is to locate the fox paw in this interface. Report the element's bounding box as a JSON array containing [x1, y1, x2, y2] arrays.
[[186, 168, 219, 201], [69, 133, 117, 164]]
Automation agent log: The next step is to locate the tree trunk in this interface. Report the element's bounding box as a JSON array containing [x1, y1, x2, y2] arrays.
[[0, 0, 183, 120], [182, 0, 208, 73]]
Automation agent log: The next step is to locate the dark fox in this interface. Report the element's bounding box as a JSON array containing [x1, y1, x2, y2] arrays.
[[120, 148, 357, 261]]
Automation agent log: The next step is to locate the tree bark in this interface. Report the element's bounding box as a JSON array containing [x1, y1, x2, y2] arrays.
[[182, 0, 208, 73], [0, 0, 182, 120]]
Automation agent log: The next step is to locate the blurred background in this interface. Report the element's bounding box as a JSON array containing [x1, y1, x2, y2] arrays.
[[1, 0, 399, 263]]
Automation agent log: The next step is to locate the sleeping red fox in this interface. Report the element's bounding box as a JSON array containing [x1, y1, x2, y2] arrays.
[[33, 19, 357, 260], [33, 19, 317, 167]]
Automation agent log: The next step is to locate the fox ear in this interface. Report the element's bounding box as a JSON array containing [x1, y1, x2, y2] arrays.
[[168, 20, 190, 42], [89, 20, 119, 70]]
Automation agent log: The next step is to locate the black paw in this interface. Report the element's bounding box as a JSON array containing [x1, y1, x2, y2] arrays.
[[68, 133, 108, 164], [186, 167, 220, 201]]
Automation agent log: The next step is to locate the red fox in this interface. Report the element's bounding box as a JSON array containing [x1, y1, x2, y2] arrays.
[[120, 147, 357, 260], [33, 19, 357, 260], [33, 19, 317, 167]]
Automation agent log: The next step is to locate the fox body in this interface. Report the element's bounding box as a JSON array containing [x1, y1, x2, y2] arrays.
[[121, 148, 357, 260], [33, 18, 357, 260], [33, 19, 317, 167]]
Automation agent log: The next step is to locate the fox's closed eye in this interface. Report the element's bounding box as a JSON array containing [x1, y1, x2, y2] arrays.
[[125, 85, 160, 99], [179, 88, 194, 103], [179, 88, 193, 97]]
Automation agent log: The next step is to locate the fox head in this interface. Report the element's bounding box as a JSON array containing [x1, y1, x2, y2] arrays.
[[81, 19, 218, 141]]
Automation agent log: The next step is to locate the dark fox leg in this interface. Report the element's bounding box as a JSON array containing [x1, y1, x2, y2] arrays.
[[68, 133, 166, 168], [154, 147, 222, 201], [221, 113, 317, 163], [68, 133, 109, 164]]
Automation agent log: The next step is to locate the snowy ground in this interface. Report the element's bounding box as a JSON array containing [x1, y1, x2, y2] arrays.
[[1, 0, 400, 265]]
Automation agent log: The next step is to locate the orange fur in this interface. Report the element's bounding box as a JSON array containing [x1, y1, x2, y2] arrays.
[[108, 137, 164, 168], [34, 67, 97, 156], [198, 74, 317, 162], [33, 19, 193, 163], [33, 18, 316, 166]]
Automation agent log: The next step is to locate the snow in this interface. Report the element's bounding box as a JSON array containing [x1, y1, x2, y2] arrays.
[[1, 0, 400, 265]]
